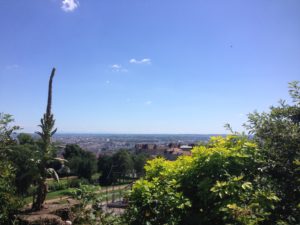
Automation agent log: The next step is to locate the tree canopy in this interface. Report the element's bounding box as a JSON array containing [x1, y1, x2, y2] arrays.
[[125, 81, 300, 225], [63, 144, 97, 181], [0, 114, 22, 225]]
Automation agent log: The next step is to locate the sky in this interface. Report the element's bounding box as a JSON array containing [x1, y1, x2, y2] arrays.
[[0, 0, 299, 134]]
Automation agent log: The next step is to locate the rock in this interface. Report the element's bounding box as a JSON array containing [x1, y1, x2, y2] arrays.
[[16, 199, 80, 225], [17, 214, 65, 225], [52, 205, 74, 221]]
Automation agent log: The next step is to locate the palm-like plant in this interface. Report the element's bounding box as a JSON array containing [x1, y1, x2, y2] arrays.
[[32, 68, 59, 210]]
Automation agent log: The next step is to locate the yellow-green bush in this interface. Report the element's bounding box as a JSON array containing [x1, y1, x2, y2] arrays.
[[125, 136, 279, 225]]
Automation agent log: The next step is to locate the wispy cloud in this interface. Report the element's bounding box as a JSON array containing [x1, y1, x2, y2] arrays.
[[61, 0, 79, 12], [129, 58, 151, 65], [111, 64, 121, 69], [110, 64, 128, 72], [145, 100, 152, 105], [106, 80, 110, 84]]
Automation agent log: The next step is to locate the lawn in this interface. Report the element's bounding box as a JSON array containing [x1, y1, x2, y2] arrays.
[[24, 183, 130, 205], [24, 188, 75, 204]]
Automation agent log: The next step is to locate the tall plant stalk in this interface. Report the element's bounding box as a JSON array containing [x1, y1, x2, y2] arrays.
[[32, 68, 57, 211]]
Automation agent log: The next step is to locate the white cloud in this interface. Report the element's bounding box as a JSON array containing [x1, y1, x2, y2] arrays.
[[110, 64, 128, 72], [111, 64, 121, 69], [129, 58, 151, 65], [145, 100, 152, 105], [61, 0, 79, 12]]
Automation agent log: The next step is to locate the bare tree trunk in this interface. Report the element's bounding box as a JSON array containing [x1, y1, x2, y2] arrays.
[[32, 178, 47, 210]]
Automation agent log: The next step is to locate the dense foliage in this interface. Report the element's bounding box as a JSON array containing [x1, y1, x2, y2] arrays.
[[70, 184, 121, 225], [125, 136, 279, 225], [245, 81, 300, 224], [0, 114, 23, 225], [125, 81, 300, 225], [8, 137, 40, 195], [63, 144, 97, 181], [98, 150, 149, 185]]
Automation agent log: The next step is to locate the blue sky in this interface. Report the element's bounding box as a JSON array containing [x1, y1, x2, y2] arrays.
[[0, 0, 299, 134]]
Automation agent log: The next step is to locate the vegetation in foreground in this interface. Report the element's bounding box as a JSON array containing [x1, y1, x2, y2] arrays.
[[124, 82, 300, 225], [0, 81, 299, 225]]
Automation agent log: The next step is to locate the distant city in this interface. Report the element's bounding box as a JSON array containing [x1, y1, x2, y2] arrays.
[[51, 133, 225, 156]]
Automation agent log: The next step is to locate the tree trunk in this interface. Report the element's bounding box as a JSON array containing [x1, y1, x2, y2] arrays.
[[32, 179, 47, 211]]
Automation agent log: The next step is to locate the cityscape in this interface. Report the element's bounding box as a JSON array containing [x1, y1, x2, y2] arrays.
[[52, 133, 223, 156]]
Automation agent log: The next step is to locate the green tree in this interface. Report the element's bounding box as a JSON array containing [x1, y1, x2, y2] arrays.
[[98, 154, 114, 185], [0, 113, 22, 225], [112, 150, 134, 179], [6, 133, 60, 196], [77, 156, 97, 181], [133, 153, 148, 177], [0, 113, 19, 147], [4, 133, 40, 196], [17, 133, 34, 145], [245, 81, 300, 224], [98, 150, 136, 185], [8, 143, 39, 195], [63, 144, 85, 159], [63, 144, 97, 181]]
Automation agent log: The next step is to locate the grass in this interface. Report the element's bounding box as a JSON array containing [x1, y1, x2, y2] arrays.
[[47, 176, 78, 182], [46, 188, 75, 199], [47, 176, 77, 185], [23, 183, 130, 205], [96, 189, 129, 202], [91, 173, 101, 180], [24, 188, 75, 204]]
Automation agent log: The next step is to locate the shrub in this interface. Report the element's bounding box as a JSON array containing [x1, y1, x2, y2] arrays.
[[69, 178, 90, 188], [48, 181, 70, 192], [125, 136, 279, 225], [70, 184, 122, 225], [245, 81, 300, 224]]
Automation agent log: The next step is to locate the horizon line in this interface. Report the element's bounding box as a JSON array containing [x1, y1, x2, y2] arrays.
[[18, 132, 229, 136]]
